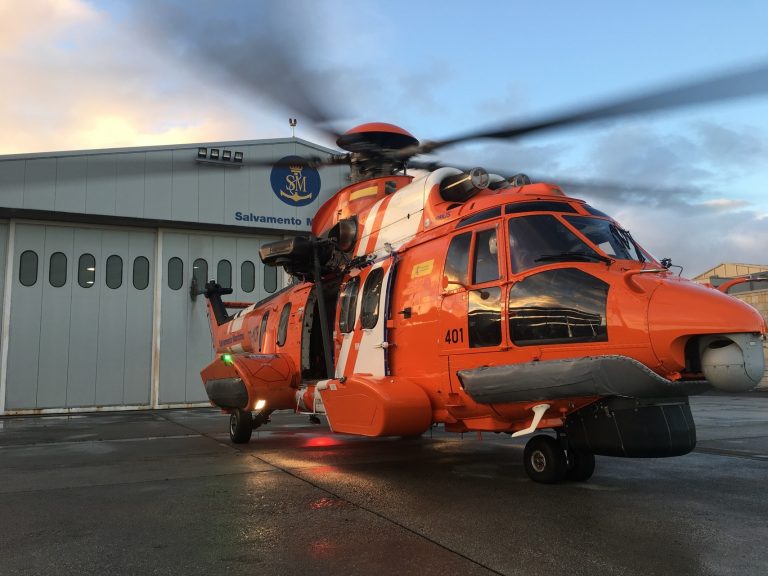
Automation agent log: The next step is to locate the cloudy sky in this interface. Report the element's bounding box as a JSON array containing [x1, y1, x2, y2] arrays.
[[2, 0, 768, 277]]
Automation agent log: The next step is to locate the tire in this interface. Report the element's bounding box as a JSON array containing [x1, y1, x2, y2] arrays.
[[566, 449, 595, 482], [229, 409, 253, 444], [523, 434, 567, 484]]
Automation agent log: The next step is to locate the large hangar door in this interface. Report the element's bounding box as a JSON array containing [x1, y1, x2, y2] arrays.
[[159, 231, 213, 404], [5, 223, 155, 411], [158, 231, 280, 405]]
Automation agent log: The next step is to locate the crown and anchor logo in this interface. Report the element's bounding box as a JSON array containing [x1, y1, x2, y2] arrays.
[[270, 156, 321, 207]]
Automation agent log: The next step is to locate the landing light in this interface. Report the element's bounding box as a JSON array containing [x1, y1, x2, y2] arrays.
[[221, 353, 233, 365], [254, 399, 266, 411]]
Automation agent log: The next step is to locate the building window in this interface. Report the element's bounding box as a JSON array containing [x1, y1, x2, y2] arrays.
[[133, 256, 150, 290], [360, 267, 384, 329], [193, 258, 207, 292], [78, 254, 96, 288], [168, 257, 183, 290], [338, 276, 360, 333], [217, 259, 232, 289], [106, 255, 123, 289], [49, 252, 67, 288], [444, 232, 471, 287], [259, 311, 269, 352], [19, 250, 38, 287], [241, 261, 255, 293], [277, 303, 291, 346], [264, 263, 277, 293]]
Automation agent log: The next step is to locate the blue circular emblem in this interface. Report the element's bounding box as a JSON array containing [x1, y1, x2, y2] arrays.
[[270, 155, 321, 207]]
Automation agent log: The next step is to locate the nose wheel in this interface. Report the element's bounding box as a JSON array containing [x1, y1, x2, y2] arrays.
[[523, 434, 595, 483], [229, 409, 253, 444]]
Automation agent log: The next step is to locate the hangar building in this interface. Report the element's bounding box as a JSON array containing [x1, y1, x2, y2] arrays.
[[0, 137, 348, 415]]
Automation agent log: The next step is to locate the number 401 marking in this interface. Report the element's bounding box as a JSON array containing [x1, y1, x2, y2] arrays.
[[445, 328, 464, 344]]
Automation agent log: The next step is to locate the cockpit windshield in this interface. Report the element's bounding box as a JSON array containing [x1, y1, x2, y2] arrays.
[[564, 216, 645, 262], [508, 214, 607, 273]]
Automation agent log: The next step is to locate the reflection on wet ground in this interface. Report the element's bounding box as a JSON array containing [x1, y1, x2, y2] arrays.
[[1, 394, 767, 575]]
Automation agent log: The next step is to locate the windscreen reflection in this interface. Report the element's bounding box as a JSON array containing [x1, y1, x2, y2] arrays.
[[508, 215, 604, 273], [564, 216, 645, 262]]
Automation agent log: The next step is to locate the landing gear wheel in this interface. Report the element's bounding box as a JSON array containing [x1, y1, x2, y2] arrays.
[[229, 409, 253, 444], [566, 449, 595, 482], [524, 434, 567, 484]]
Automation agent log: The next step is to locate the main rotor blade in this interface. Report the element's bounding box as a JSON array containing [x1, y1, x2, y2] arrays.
[[413, 62, 768, 154], [140, 2, 344, 142]]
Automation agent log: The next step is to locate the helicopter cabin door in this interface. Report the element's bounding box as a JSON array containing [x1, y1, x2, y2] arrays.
[[439, 220, 506, 388], [335, 258, 394, 379]]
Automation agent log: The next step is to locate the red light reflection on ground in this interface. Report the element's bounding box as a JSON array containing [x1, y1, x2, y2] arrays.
[[303, 436, 343, 448], [309, 537, 336, 558]]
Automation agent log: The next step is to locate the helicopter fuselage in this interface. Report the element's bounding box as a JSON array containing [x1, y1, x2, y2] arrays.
[[201, 167, 765, 457]]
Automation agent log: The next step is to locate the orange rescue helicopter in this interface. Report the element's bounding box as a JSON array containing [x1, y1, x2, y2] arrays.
[[199, 68, 767, 484]]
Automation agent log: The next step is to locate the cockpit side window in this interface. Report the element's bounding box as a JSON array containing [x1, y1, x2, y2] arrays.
[[472, 228, 499, 284], [507, 214, 602, 273], [444, 232, 471, 286], [508, 268, 608, 345]]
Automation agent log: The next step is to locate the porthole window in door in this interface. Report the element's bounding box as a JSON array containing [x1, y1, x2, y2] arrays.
[[106, 255, 123, 289], [133, 257, 150, 290], [19, 250, 38, 287], [192, 258, 207, 292], [241, 261, 255, 293], [264, 263, 277, 293], [78, 254, 96, 288], [168, 257, 183, 290], [217, 259, 232, 289], [49, 252, 67, 288]]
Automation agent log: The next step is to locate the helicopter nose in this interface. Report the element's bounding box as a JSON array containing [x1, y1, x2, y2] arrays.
[[646, 277, 766, 391]]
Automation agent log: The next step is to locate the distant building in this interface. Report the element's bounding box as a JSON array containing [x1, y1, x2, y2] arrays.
[[0, 138, 349, 415], [693, 263, 768, 389]]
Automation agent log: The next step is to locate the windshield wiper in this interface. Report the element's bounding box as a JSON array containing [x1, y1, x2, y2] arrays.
[[535, 251, 613, 264]]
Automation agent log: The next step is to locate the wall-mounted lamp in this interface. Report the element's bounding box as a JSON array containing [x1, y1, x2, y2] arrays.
[[195, 147, 244, 168]]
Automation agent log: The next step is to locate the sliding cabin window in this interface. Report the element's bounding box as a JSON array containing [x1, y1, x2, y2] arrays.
[[277, 303, 291, 347], [360, 268, 384, 329], [259, 311, 270, 352], [338, 276, 360, 333]]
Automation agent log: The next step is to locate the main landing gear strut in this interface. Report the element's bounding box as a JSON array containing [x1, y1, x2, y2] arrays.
[[523, 432, 595, 484]]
